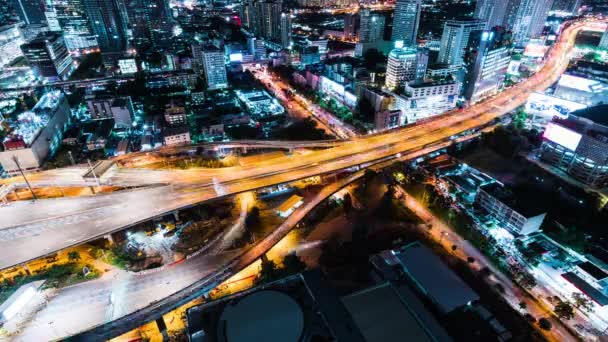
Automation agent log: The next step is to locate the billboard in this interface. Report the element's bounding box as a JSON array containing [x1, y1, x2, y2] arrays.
[[525, 92, 587, 119], [543, 122, 583, 151]]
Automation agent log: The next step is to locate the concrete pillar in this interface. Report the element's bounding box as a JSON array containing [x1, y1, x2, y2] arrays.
[[172, 210, 180, 221], [155, 317, 169, 342], [242, 146, 248, 154], [13, 190, 19, 200], [22, 264, 31, 276], [89, 186, 96, 194]]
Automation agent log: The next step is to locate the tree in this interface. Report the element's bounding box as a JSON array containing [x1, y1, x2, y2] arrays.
[[467, 257, 476, 264], [451, 244, 458, 254], [245, 206, 261, 229], [68, 251, 81, 262], [356, 98, 375, 123], [572, 293, 594, 312], [258, 256, 279, 283], [554, 300, 575, 320], [519, 301, 527, 311], [282, 253, 306, 275], [538, 317, 552, 331]]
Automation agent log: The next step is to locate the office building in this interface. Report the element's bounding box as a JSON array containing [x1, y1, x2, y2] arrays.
[[476, 183, 546, 235], [85, 95, 134, 128], [391, 0, 421, 46], [384, 46, 428, 90], [551, 0, 582, 15], [11, 0, 46, 25], [83, 0, 129, 56], [0, 23, 25, 68], [391, 79, 460, 124], [540, 116, 608, 188], [463, 27, 513, 103], [344, 12, 358, 39], [201, 46, 228, 90], [20, 32, 74, 81], [509, 0, 553, 46], [437, 19, 486, 67], [0, 91, 71, 174], [45, 0, 99, 52], [475, 0, 508, 29], [599, 28, 608, 50], [126, 0, 172, 50], [358, 9, 385, 43]]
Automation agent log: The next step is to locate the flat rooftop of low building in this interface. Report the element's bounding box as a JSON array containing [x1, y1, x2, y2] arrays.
[[393, 242, 479, 313], [163, 125, 190, 136], [342, 282, 453, 342], [578, 261, 608, 280], [479, 183, 546, 218]]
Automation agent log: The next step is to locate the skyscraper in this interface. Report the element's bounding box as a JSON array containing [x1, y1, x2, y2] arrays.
[[126, 0, 172, 50], [551, 0, 581, 15], [475, 0, 508, 29], [437, 19, 486, 66], [242, 0, 291, 49], [391, 0, 421, 46], [463, 27, 513, 103], [385, 46, 428, 90], [359, 9, 385, 43], [201, 46, 228, 90], [11, 0, 46, 25], [46, 0, 99, 53], [509, 0, 553, 46], [83, 0, 128, 54], [280, 12, 291, 48], [600, 28, 608, 50], [343, 12, 359, 39], [21, 32, 74, 80]]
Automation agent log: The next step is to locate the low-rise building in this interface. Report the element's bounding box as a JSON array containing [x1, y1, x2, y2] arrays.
[[163, 125, 191, 146], [390, 80, 460, 124], [164, 101, 187, 126], [276, 194, 303, 218], [86, 96, 134, 128], [0, 91, 71, 174], [475, 183, 546, 235], [553, 74, 608, 106]]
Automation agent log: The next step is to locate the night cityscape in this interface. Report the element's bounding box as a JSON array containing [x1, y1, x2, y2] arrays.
[[0, 0, 608, 340]]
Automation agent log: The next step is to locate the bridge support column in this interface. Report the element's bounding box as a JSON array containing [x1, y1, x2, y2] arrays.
[[22, 264, 31, 276], [104, 234, 114, 246], [155, 317, 169, 341], [89, 186, 96, 194], [242, 146, 247, 154], [172, 210, 180, 221], [13, 190, 19, 200]]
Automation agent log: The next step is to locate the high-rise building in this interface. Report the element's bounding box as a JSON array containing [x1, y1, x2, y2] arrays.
[[11, 0, 46, 25], [551, 0, 581, 15], [463, 27, 513, 103], [391, 0, 421, 46], [45, 0, 99, 53], [83, 0, 128, 55], [242, 0, 291, 49], [201, 46, 228, 90], [475, 0, 508, 29], [509, 0, 553, 46], [437, 19, 486, 66], [344, 12, 359, 39], [126, 0, 172, 50], [0, 23, 25, 68], [599, 28, 608, 50], [20, 32, 74, 80], [358, 9, 385, 43], [384, 46, 428, 90]]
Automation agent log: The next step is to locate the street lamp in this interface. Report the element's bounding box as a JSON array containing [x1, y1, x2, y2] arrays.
[[12, 156, 36, 200]]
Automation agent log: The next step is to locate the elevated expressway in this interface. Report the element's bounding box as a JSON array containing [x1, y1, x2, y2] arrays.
[[0, 19, 605, 272]]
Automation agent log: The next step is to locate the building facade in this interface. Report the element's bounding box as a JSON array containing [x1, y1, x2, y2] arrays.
[[463, 27, 513, 103], [201, 46, 228, 90], [11, 0, 46, 25], [20, 32, 74, 81], [46, 0, 99, 53], [437, 19, 486, 67], [476, 183, 546, 235], [384, 46, 428, 90], [540, 117, 608, 188], [391, 80, 459, 123], [391, 0, 421, 46], [0, 91, 71, 174], [475, 0, 508, 29], [509, 0, 553, 46], [358, 9, 385, 43], [83, 0, 129, 56]]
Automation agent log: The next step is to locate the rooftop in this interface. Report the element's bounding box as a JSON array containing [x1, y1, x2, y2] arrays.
[[392, 242, 479, 313], [479, 183, 546, 218]]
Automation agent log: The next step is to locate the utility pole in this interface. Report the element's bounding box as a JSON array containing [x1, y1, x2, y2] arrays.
[[12, 156, 36, 200]]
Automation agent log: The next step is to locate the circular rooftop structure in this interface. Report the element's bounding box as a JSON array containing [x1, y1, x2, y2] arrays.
[[219, 290, 304, 342]]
